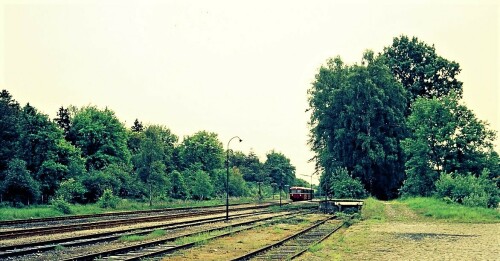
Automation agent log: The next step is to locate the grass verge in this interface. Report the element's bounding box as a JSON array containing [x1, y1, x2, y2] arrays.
[[400, 197, 500, 223], [0, 197, 264, 221], [119, 229, 167, 242]]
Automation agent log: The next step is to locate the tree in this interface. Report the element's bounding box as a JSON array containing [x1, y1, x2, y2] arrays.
[[263, 150, 296, 187], [177, 131, 224, 173], [68, 106, 131, 170], [401, 93, 497, 196], [133, 125, 177, 205], [191, 169, 214, 200], [382, 35, 463, 108], [54, 106, 71, 139], [131, 119, 144, 132], [308, 52, 407, 199], [235, 151, 264, 183], [228, 168, 248, 197], [1, 159, 40, 205], [16, 104, 85, 201], [170, 170, 189, 199], [0, 90, 20, 175]]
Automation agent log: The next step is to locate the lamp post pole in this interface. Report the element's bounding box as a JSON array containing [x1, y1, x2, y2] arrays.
[[226, 136, 242, 222]]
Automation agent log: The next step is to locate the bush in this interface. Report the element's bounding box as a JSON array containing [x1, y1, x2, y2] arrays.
[[435, 169, 499, 208], [50, 198, 73, 214], [330, 168, 368, 199], [97, 189, 120, 209], [56, 178, 87, 203]]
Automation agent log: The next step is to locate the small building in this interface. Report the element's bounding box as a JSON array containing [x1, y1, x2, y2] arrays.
[[319, 199, 363, 214]]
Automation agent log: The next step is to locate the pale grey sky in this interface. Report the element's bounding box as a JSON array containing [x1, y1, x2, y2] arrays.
[[1, 0, 498, 184]]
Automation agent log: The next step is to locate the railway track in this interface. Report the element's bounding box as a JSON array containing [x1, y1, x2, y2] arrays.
[[0, 210, 274, 259], [231, 215, 343, 260], [62, 211, 302, 261], [0, 202, 276, 228], [0, 203, 277, 240]]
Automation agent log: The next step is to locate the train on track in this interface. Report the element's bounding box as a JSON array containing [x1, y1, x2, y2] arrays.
[[289, 186, 314, 201]]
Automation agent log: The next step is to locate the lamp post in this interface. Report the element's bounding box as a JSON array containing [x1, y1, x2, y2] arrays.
[[226, 136, 242, 221]]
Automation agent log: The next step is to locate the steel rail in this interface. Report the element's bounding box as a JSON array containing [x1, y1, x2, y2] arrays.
[[61, 212, 300, 261]]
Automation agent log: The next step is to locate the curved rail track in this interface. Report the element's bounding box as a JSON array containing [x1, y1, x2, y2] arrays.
[[0, 210, 275, 259], [0, 203, 277, 240], [231, 215, 344, 260]]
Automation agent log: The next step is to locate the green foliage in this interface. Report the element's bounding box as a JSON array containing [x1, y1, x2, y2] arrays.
[[119, 229, 166, 242], [401, 94, 497, 197], [170, 170, 189, 199], [81, 168, 121, 202], [435, 170, 499, 208], [401, 197, 500, 223], [326, 168, 367, 199], [1, 159, 40, 205], [177, 131, 224, 173], [309, 53, 407, 199], [50, 197, 73, 214], [233, 151, 265, 182], [228, 168, 249, 197], [263, 150, 296, 186], [97, 188, 120, 208], [56, 178, 87, 203], [68, 106, 131, 170], [0, 89, 20, 175], [191, 169, 214, 200], [382, 35, 463, 105], [54, 106, 71, 138], [361, 197, 386, 221]]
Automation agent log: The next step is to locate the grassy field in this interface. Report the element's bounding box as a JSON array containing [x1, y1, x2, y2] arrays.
[[0, 197, 262, 221]]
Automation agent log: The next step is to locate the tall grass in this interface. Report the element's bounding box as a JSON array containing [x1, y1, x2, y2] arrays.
[[361, 197, 386, 222], [401, 197, 500, 223]]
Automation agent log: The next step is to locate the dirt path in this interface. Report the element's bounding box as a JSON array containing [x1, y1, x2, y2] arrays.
[[299, 202, 500, 260]]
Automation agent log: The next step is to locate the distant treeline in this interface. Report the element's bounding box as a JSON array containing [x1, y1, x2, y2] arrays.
[[0, 92, 308, 206]]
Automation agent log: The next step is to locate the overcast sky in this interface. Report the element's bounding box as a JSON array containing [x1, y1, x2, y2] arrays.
[[1, 0, 498, 184]]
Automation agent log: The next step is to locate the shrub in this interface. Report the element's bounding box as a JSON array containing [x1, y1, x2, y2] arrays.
[[56, 178, 87, 203], [97, 189, 120, 209], [330, 168, 368, 199], [50, 198, 73, 214], [435, 169, 499, 208]]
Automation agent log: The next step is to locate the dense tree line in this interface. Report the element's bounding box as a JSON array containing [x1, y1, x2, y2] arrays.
[[309, 35, 499, 206], [0, 93, 305, 206]]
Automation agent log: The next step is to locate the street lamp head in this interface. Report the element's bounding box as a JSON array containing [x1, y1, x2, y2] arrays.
[[238, 138, 242, 142]]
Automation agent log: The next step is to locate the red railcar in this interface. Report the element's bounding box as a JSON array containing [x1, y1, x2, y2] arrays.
[[289, 186, 314, 201]]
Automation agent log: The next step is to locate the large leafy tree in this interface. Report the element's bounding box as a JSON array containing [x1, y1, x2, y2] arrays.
[[133, 125, 177, 205], [235, 151, 265, 183], [308, 52, 407, 199], [191, 169, 214, 200], [401, 93, 497, 196], [68, 106, 131, 170], [382, 35, 463, 108], [177, 131, 224, 173], [1, 159, 40, 205], [18, 104, 84, 201], [263, 150, 296, 187], [0, 90, 21, 174]]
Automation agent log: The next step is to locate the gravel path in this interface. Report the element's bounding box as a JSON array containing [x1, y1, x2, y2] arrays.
[[299, 202, 500, 260]]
